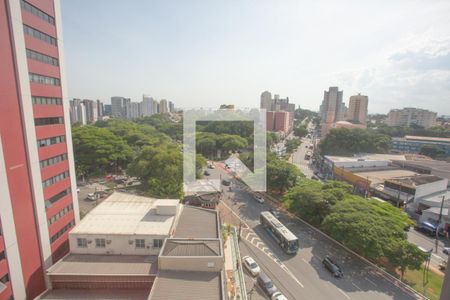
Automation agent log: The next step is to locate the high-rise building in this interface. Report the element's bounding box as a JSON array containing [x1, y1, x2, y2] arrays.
[[386, 107, 437, 128], [96, 99, 103, 119], [126, 102, 141, 119], [111, 96, 130, 118], [0, 1, 79, 299], [169, 101, 175, 113], [141, 94, 155, 117], [159, 99, 169, 114], [319, 87, 346, 136], [347, 93, 368, 124], [152, 100, 159, 114], [104, 104, 112, 116], [260, 91, 272, 111], [69, 99, 102, 125]]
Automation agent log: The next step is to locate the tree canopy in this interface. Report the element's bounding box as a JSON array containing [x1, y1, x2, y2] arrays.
[[319, 128, 391, 155]]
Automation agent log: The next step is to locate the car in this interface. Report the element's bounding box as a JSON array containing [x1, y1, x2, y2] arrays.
[[86, 193, 96, 201], [242, 256, 260, 276], [415, 222, 439, 236], [257, 272, 278, 296], [208, 164, 215, 169], [222, 179, 231, 186], [322, 256, 343, 278], [271, 291, 288, 300], [204, 170, 210, 176], [269, 208, 281, 219], [443, 247, 450, 255], [254, 194, 265, 204]]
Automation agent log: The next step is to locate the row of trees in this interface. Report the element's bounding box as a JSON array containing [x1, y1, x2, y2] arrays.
[[282, 178, 426, 280], [371, 123, 450, 138], [319, 128, 391, 156]]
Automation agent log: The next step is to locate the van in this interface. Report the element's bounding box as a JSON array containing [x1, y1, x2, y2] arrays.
[[257, 272, 278, 296]]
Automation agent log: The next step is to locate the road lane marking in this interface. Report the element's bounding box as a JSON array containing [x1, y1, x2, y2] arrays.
[[432, 253, 444, 260], [337, 288, 351, 300], [301, 258, 309, 264], [351, 282, 362, 291], [366, 278, 377, 287]]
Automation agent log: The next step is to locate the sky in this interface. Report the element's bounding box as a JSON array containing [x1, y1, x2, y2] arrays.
[[61, 0, 450, 115]]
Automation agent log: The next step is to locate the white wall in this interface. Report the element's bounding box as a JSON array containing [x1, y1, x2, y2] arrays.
[[415, 179, 448, 198], [69, 233, 167, 255]]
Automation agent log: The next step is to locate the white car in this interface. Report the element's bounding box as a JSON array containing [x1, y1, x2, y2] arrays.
[[443, 247, 450, 255], [254, 194, 265, 204], [242, 256, 260, 276], [272, 291, 288, 300]]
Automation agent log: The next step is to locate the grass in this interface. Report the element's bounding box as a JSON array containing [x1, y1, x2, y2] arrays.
[[402, 267, 444, 300]]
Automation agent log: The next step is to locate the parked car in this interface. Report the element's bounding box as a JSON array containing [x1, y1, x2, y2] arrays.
[[208, 164, 215, 169], [269, 208, 281, 219], [242, 256, 260, 276], [415, 222, 443, 236], [443, 247, 450, 255], [86, 193, 96, 201], [254, 194, 265, 204], [322, 256, 343, 278], [257, 272, 278, 296], [272, 291, 288, 300], [204, 170, 210, 176], [222, 179, 231, 186]]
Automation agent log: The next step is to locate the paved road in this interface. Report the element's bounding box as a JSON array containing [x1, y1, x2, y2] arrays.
[[407, 229, 450, 269], [291, 136, 315, 178], [213, 167, 423, 300]]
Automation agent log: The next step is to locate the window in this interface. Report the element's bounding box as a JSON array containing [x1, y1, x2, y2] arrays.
[[26, 49, 58, 66], [135, 239, 145, 249], [40, 153, 68, 168], [153, 239, 163, 248], [47, 203, 73, 225], [23, 24, 57, 45], [49, 220, 74, 244], [45, 188, 71, 208], [0, 251, 5, 261], [29, 73, 60, 86], [37, 135, 65, 148], [21, 0, 55, 25], [0, 274, 9, 284], [34, 117, 64, 126], [77, 238, 87, 248], [42, 171, 70, 188], [95, 238, 106, 248], [32, 96, 62, 105]]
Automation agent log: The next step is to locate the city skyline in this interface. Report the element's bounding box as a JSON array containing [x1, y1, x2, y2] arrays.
[[61, 0, 450, 114]]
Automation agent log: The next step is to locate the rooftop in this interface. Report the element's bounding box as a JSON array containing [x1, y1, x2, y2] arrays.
[[70, 192, 179, 236], [325, 153, 406, 163], [387, 175, 444, 187], [37, 289, 150, 300], [353, 169, 418, 186], [161, 239, 221, 257], [46, 254, 158, 276], [148, 271, 223, 300], [174, 206, 219, 239], [405, 135, 450, 143]]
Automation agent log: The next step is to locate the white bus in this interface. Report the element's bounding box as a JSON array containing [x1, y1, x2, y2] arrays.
[[260, 211, 299, 254]]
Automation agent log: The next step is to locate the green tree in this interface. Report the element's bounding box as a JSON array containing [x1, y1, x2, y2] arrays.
[[286, 138, 302, 153], [72, 126, 133, 177], [293, 125, 308, 138], [386, 241, 428, 281], [127, 144, 183, 198], [267, 154, 301, 194], [419, 144, 445, 159]]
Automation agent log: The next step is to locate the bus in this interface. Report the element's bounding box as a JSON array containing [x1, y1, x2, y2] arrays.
[[260, 211, 299, 254]]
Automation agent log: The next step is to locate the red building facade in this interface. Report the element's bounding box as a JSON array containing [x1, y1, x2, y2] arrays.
[[0, 1, 79, 299]]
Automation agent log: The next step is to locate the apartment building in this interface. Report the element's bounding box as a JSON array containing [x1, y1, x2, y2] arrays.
[[347, 93, 368, 124], [386, 107, 437, 128], [0, 1, 79, 298]]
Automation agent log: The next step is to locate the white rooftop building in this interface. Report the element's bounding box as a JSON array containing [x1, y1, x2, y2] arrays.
[[69, 192, 179, 256]]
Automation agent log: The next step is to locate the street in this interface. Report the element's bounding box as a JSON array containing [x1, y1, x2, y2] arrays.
[[210, 166, 424, 300]]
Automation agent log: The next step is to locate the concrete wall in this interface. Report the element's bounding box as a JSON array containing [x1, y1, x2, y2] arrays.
[[415, 179, 448, 198], [333, 160, 389, 169], [69, 233, 167, 255], [158, 256, 224, 272]]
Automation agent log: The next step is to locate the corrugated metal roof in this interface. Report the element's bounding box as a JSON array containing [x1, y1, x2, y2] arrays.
[[46, 254, 158, 275], [174, 206, 218, 239], [37, 289, 150, 300], [162, 239, 221, 256], [149, 271, 223, 300]]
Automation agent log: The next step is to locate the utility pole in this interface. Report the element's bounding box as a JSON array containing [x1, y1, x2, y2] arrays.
[[238, 221, 242, 242], [435, 195, 446, 253]]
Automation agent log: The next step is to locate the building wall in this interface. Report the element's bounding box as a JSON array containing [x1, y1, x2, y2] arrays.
[[158, 256, 224, 272], [347, 94, 368, 124], [69, 233, 167, 256], [415, 179, 448, 199], [386, 108, 437, 128], [391, 138, 450, 156]]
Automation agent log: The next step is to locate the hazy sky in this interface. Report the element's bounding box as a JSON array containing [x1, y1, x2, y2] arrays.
[[61, 0, 450, 114]]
